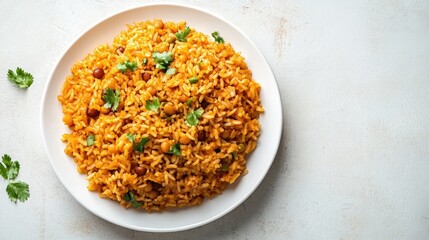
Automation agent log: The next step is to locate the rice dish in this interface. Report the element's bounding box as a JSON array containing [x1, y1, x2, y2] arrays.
[[58, 19, 263, 211]]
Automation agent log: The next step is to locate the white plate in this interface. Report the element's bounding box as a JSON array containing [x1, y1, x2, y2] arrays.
[[40, 3, 282, 232]]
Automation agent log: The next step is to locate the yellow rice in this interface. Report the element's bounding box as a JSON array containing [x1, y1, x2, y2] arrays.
[[58, 20, 263, 211]]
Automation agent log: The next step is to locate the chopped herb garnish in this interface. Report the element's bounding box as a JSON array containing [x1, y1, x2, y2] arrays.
[[143, 58, 148, 65], [152, 52, 174, 70], [212, 31, 225, 43], [188, 77, 198, 84], [0, 154, 30, 203], [194, 109, 204, 118], [145, 98, 161, 112], [186, 97, 194, 107], [126, 133, 150, 152], [102, 88, 120, 112], [87, 134, 95, 146], [7, 67, 34, 88], [117, 60, 138, 73], [176, 26, 191, 42], [232, 152, 238, 160], [135, 137, 150, 152], [126, 133, 136, 143], [185, 108, 204, 126], [168, 142, 181, 156], [219, 162, 229, 172], [166, 68, 176, 75], [124, 191, 143, 208]]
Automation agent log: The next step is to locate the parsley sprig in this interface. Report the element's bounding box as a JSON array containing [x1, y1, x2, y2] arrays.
[[102, 88, 120, 112], [7, 67, 34, 88], [176, 26, 191, 42], [0, 154, 30, 203]]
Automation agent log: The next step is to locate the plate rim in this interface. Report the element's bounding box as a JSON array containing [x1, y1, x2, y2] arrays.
[[40, 2, 283, 232]]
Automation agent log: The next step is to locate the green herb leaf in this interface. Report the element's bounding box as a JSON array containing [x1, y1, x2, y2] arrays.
[[176, 26, 191, 42], [167, 143, 181, 156], [126, 133, 136, 143], [87, 134, 95, 146], [186, 97, 194, 107], [152, 52, 174, 70], [124, 191, 143, 208], [102, 88, 120, 111], [232, 152, 238, 160], [0, 154, 20, 180], [142, 58, 148, 65], [145, 98, 161, 112], [117, 60, 138, 73], [219, 162, 229, 172], [212, 31, 225, 43], [123, 191, 132, 202], [188, 77, 198, 84], [127, 133, 150, 152], [166, 68, 176, 75], [185, 109, 204, 126], [132, 201, 143, 208], [6, 181, 30, 203], [134, 137, 150, 152], [194, 109, 204, 119], [7, 67, 34, 88]]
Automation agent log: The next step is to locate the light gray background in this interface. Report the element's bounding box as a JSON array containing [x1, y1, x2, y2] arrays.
[[0, 0, 428, 239]]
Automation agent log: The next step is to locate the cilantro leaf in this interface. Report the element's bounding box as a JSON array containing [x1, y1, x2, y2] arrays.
[[7, 67, 34, 88], [145, 98, 161, 112], [6, 181, 30, 203], [123, 191, 132, 202], [117, 60, 138, 73], [152, 52, 174, 70], [126, 133, 136, 143], [166, 68, 176, 75], [219, 162, 229, 172], [124, 191, 143, 208], [186, 97, 194, 107], [0, 163, 6, 180], [212, 31, 225, 43], [188, 77, 198, 84], [127, 134, 150, 152], [186, 109, 204, 126], [87, 134, 95, 146], [102, 88, 120, 111], [134, 137, 150, 152], [0, 154, 20, 180], [167, 143, 181, 156], [7, 161, 19, 181], [176, 26, 191, 42]]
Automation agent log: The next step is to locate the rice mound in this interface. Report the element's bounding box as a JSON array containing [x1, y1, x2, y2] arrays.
[[58, 19, 263, 211]]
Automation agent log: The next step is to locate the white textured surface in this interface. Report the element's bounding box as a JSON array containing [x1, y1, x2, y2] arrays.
[[0, 0, 428, 239]]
